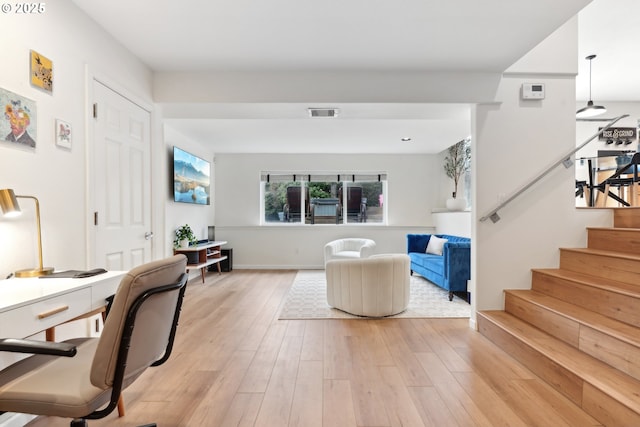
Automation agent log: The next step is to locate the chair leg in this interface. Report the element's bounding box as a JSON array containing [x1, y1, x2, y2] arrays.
[[104, 308, 127, 418], [117, 394, 126, 417]]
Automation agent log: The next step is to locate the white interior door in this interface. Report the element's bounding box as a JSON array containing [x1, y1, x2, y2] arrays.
[[92, 80, 152, 271]]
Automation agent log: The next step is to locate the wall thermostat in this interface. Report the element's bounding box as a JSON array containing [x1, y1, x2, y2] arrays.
[[521, 83, 545, 100]]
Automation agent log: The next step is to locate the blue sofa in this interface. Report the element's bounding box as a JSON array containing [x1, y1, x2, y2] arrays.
[[406, 234, 470, 301]]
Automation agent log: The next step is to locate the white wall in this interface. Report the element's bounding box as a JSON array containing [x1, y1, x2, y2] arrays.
[[163, 125, 216, 257], [154, 71, 503, 104], [472, 17, 613, 326], [0, 0, 153, 279], [433, 211, 471, 237], [474, 75, 583, 313], [214, 153, 439, 268]]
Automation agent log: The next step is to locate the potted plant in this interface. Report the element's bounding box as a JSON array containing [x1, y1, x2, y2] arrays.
[[443, 137, 471, 211], [174, 224, 197, 248]]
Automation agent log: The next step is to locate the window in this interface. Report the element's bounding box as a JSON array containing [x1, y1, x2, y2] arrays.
[[261, 172, 386, 225]]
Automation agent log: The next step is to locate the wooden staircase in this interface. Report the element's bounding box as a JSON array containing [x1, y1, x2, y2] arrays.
[[478, 209, 640, 427]]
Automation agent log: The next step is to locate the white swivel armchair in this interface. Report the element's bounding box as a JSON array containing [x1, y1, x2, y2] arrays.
[[324, 238, 376, 265], [325, 254, 410, 317]]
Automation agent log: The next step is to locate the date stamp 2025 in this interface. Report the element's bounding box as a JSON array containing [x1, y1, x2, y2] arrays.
[[1, 2, 46, 14]]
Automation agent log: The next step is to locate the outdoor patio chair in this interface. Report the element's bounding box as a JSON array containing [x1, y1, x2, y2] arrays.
[[339, 186, 367, 222], [283, 186, 310, 222]]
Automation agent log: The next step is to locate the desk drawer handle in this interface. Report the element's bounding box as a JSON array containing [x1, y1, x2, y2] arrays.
[[38, 305, 69, 319]]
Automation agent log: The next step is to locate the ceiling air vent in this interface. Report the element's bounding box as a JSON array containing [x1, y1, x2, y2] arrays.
[[308, 108, 339, 118]]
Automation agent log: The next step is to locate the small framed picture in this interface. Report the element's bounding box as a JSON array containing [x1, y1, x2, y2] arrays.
[[55, 119, 71, 149], [30, 50, 53, 93]]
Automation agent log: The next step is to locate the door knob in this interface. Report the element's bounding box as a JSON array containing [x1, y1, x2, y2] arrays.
[[144, 231, 154, 240]]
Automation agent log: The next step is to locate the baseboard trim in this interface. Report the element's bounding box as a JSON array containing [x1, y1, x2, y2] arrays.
[[232, 265, 325, 270], [468, 316, 477, 330]]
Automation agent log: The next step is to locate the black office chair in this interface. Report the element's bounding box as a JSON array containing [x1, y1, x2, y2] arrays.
[[0, 255, 189, 426]]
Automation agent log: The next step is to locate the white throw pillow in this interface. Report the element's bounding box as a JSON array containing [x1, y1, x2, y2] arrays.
[[425, 236, 448, 256]]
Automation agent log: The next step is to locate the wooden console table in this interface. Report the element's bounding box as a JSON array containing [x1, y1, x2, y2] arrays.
[[174, 240, 227, 283]]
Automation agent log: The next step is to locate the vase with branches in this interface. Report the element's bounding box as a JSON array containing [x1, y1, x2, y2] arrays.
[[443, 137, 471, 199]]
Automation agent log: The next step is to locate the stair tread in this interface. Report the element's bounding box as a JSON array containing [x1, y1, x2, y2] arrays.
[[479, 310, 640, 412], [533, 268, 640, 298], [560, 247, 640, 261], [587, 226, 640, 232], [505, 289, 640, 347]]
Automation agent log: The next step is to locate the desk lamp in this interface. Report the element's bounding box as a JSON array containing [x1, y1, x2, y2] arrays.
[[0, 188, 54, 277]]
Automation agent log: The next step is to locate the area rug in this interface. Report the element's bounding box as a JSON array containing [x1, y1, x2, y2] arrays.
[[278, 270, 470, 319]]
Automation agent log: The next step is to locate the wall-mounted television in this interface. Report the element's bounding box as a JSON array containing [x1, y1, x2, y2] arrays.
[[173, 146, 210, 205]]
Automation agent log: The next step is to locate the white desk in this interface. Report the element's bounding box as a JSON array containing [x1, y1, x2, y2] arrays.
[[0, 271, 125, 339]]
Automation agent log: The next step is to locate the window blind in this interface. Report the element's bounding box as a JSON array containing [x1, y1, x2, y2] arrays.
[[261, 172, 387, 182]]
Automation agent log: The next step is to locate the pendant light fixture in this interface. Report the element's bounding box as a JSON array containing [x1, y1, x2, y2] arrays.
[[576, 54, 607, 119]]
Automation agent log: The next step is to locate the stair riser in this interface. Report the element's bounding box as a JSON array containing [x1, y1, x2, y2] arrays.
[[559, 250, 640, 285], [583, 383, 640, 427], [588, 228, 640, 254], [614, 209, 640, 228], [580, 327, 640, 382], [506, 292, 640, 381], [477, 314, 584, 406], [504, 292, 579, 347], [532, 270, 640, 327]]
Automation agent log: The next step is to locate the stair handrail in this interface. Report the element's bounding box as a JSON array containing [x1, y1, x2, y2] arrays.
[[479, 114, 629, 223]]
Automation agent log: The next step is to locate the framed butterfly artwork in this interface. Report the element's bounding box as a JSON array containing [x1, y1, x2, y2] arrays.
[[55, 119, 72, 149]]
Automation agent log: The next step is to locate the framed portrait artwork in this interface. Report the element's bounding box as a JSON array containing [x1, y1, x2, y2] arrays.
[[0, 87, 37, 149]]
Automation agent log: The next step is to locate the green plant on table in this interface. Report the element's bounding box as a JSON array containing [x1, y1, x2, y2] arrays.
[[174, 224, 197, 248]]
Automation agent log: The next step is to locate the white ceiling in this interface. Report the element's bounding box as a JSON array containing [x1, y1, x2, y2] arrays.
[[72, 0, 585, 73], [70, 0, 634, 154]]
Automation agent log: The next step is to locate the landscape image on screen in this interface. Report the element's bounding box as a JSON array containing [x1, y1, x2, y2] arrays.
[[173, 146, 210, 205]]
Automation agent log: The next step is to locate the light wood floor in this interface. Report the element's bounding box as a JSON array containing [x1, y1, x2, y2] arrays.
[[28, 270, 602, 427]]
